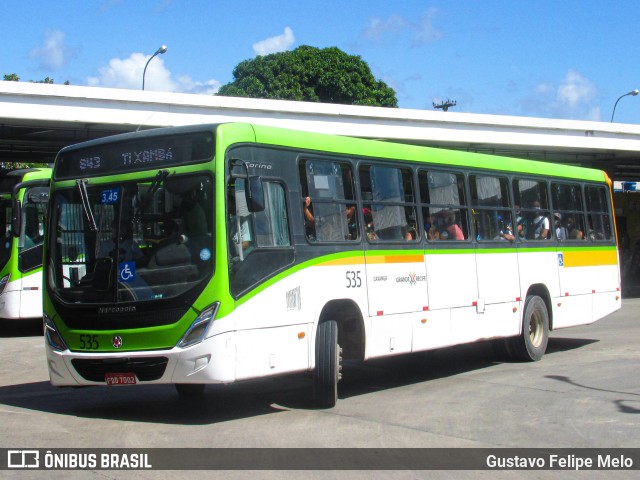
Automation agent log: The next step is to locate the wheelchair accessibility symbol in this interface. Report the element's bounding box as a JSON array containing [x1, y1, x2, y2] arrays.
[[119, 261, 136, 282], [558, 253, 564, 267]]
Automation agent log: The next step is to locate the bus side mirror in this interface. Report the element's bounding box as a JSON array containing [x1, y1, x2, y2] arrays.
[[246, 176, 265, 213], [11, 199, 22, 238]]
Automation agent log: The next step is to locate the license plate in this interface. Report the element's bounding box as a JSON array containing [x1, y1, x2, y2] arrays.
[[105, 372, 137, 386]]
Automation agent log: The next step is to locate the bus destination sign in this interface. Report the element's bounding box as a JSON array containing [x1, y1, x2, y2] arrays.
[[55, 131, 214, 180]]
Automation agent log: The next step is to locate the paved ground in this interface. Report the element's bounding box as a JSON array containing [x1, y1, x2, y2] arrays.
[[0, 297, 638, 479]]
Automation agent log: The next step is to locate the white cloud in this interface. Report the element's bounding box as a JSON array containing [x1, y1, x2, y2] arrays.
[[557, 70, 597, 107], [526, 70, 600, 120], [413, 8, 444, 45], [253, 27, 295, 56], [87, 52, 220, 94], [362, 15, 408, 41], [175, 75, 221, 95], [30, 29, 73, 70], [362, 9, 442, 46]]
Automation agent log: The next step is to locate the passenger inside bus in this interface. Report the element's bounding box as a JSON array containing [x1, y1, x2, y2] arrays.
[[566, 215, 584, 240], [554, 213, 568, 240], [530, 200, 550, 240], [303, 196, 315, 239], [498, 219, 515, 242], [423, 212, 436, 240], [438, 210, 465, 240], [303, 196, 359, 241], [515, 205, 526, 239], [363, 208, 377, 240]]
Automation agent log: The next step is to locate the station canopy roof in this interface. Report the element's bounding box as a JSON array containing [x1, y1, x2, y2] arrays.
[[2, 82, 640, 180]]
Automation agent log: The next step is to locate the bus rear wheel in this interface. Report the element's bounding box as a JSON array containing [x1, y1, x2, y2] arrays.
[[313, 319, 342, 408], [510, 295, 549, 362]]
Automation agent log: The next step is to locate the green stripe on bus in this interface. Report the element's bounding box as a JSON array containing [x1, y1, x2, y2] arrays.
[[249, 124, 607, 182]]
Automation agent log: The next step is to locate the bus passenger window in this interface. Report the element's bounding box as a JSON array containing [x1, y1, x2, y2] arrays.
[[299, 159, 358, 242], [360, 164, 416, 242], [551, 182, 587, 242], [419, 170, 469, 242], [585, 185, 613, 241], [514, 178, 551, 241], [254, 182, 290, 247], [227, 180, 254, 259], [471, 174, 513, 241]]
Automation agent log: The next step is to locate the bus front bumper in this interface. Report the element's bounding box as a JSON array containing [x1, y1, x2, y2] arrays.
[[45, 331, 237, 387]]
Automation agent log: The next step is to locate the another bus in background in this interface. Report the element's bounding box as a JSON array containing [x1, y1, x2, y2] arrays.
[[0, 167, 51, 321]]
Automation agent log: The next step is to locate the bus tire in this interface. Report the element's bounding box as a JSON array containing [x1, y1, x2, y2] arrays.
[[175, 383, 205, 397], [490, 338, 513, 361], [313, 319, 342, 408], [510, 295, 549, 362]]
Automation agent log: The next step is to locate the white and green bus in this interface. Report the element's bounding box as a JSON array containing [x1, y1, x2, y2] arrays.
[[0, 167, 51, 321], [43, 123, 621, 406]]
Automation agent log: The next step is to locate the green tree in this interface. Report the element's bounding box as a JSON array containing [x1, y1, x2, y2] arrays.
[[3, 74, 69, 84], [218, 46, 397, 107], [31, 77, 54, 84]]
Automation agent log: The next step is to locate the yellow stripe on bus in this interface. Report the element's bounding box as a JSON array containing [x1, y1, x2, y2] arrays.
[[562, 249, 618, 267], [318, 257, 366, 266], [365, 254, 424, 264], [318, 253, 424, 267], [317, 250, 617, 268]]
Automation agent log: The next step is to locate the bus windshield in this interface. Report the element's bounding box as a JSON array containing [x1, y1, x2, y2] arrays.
[[47, 172, 214, 304]]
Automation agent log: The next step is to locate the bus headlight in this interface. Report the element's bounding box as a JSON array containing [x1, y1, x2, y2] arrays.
[[177, 303, 220, 349], [0, 274, 10, 295], [44, 314, 68, 352]]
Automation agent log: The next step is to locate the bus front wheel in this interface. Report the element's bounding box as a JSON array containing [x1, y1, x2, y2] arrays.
[[313, 319, 342, 408], [510, 295, 549, 362]]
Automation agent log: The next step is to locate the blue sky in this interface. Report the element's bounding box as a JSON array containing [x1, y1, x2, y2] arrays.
[[3, 0, 640, 123]]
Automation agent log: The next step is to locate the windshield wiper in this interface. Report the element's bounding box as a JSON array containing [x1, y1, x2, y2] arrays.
[[76, 179, 97, 232], [134, 169, 170, 222]]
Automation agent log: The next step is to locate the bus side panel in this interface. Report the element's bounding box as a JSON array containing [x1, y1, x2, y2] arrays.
[[231, 260, 368, 378], [555, 248, 619, 328], [19, 272, 43, 319], [480, 302, 522, 339], [449, 306, 482, 345], [231, 281, 311, 381], [559, 263, 595, 296], [364, 253, 424, 358], [517, 250, 561, 299], [412, 308, 451, 352], [552, 294, 593, 330], [557, 249, 618, 295], [0, 286, 22, 319], [234, 324, 310, 381], [368, 314, 412, 358], [364, 253, 427, 316], [592, 291, 622, 323], [475, 251, 520, 305], [424, 251, 477, 310]]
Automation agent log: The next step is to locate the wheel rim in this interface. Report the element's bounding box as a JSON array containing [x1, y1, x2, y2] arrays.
[[529, 309, 544, 347]]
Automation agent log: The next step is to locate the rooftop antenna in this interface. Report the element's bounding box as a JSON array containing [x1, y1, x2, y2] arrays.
[[433, 99, 457, 112]]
